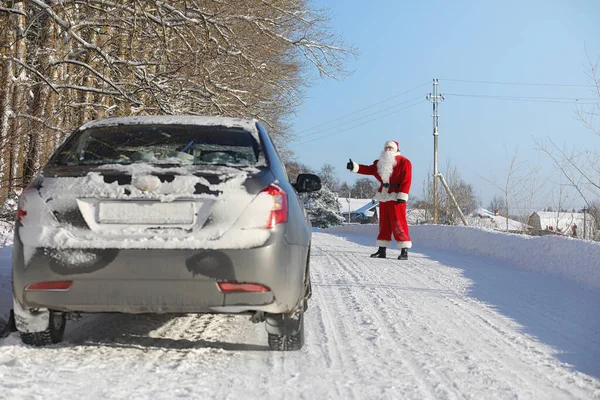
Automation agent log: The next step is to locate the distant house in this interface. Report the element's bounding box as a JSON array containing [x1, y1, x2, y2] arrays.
[[528, 211, 596, 239], [468, 207, 530, 232], [338, 198, 378, 223]]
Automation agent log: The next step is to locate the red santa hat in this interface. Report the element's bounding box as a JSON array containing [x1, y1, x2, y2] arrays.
[[384, 140, 400, 154]]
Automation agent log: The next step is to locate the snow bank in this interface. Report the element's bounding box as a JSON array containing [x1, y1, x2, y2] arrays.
[[323, 224, 600, 289]]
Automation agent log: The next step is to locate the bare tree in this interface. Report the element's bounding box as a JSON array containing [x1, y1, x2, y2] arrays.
[[550, 181, 574, 234], [488, 194, 506, 215], [283, 160, 313, 183], [422, 162, 478, 225], [337, 182, 351, 198], [0, 0, 356, 200], [319, 164, 340, 192], [351, 177, 377, 199], [586, 201, 600, 240], [479, 147, 543, 231], [440, 161, 479, 223], [536, 51, 600, 208]]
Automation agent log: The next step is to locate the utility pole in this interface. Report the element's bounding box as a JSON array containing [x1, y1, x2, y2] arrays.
[[426, 78, 444, 223], [583, 206, 588, 240], [346, 190, 351, 224]]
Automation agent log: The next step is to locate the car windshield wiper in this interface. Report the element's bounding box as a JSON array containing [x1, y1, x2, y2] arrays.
[[180, 140, 195, 153]]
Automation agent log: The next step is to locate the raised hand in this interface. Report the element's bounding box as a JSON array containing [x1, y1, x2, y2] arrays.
[[346, 159, 354, 170]]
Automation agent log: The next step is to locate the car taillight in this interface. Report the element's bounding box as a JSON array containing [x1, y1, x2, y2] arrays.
[[16, 208, 27, 221], [217, 282, 270, 292], [26, 281, 72, 291], [16, 180, 40, 222], [262, 184, 288, 228]]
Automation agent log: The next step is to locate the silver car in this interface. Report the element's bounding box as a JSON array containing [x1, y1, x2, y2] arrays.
[[12, 116, 320, 351]]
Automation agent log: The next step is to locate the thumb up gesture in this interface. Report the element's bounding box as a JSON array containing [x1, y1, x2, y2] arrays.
[[346, 159, 354, 171]]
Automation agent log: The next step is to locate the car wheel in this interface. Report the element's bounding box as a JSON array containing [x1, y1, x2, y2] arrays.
[[20, 311, 66, 346], [267, 312, 305, 351]]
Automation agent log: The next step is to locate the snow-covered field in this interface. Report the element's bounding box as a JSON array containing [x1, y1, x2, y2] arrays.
[[1, 225, 599, 399]]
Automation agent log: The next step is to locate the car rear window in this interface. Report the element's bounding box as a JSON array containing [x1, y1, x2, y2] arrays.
[[51, 124, 261, 167]]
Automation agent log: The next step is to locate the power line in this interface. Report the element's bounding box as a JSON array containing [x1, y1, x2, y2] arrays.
[[441, 78, 596, 88], [294, 81, 429, 135], [294, 100, 426, 147], [445, 93, 598, 104], [292, 95, 424, 142]]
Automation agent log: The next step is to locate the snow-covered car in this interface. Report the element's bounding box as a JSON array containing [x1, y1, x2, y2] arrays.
[[12, 116, 321, 351]]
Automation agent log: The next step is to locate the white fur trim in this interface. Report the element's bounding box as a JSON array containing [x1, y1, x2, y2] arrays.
[[374, 191, 404, 202], [351, 161, 359, 173], [377, 152, 397, 183], [376, 240, 391, 247], [398, 192, 408, 201], [384, 141, 398, 151], [397, 241, 412, 249]]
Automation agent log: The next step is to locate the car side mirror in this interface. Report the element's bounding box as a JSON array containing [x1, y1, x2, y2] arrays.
[[295, 173, 321, 193]]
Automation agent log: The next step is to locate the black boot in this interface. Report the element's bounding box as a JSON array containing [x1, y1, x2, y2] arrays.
[[398, 248, 408, 260], [370, 246, 386, 258]]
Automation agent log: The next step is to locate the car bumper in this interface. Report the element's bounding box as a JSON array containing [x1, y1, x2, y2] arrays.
[[12, 224, 308, 315]]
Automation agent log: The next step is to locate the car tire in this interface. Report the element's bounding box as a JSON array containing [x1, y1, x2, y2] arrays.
[[267, 312, 305, 351], [20, 311, 66, 346]]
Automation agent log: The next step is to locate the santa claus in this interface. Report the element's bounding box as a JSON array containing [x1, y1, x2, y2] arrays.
[[346, 140, 412, 260]]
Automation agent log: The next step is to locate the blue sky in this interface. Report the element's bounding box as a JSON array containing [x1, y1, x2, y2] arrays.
[[289, 0, 599, 210]]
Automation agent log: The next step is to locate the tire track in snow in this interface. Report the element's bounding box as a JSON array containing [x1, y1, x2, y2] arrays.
[[341, 250, 520, 399], [312, 241, 434, 398], [309, 247, 362, 399], [314, 232, 599, 399], [315, 243, 445, 399]]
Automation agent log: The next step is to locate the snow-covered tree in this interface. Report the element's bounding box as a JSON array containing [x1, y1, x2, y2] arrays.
[[306, 184, 344, 228], [0, 1, 355, 198]]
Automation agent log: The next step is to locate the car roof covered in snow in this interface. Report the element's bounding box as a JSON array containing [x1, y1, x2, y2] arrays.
[[79, 115, 259, 134]]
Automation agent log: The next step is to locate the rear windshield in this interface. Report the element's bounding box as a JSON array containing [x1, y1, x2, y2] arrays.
[[51, 124, 261, 167]]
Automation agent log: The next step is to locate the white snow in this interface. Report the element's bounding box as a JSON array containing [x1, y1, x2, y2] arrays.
[[468, 207, 530, 231], [325, 224, 600, 288], [530, 211, 596, 238], [18, 170, 274, 250], [46, 248, 98, 267], [97, 162, 261, 176], [79, 115, 260, 140], [96, 201, 196, 224], [1, 225, 599, 399]]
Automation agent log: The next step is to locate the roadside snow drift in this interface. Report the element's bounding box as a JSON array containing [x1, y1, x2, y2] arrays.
[[323, 224, 600, 288]]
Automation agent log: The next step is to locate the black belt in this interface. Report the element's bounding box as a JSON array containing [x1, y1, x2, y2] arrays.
[[380, 183, 400, 188]]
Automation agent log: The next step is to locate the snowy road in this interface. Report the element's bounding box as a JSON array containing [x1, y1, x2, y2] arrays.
[[1, 231, 599, 399]]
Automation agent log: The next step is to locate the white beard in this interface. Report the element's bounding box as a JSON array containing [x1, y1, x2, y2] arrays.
[[377, 150, 397, 183]]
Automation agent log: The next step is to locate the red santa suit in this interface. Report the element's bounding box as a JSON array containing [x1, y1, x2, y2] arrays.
[[349, 141, 412, 249]]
